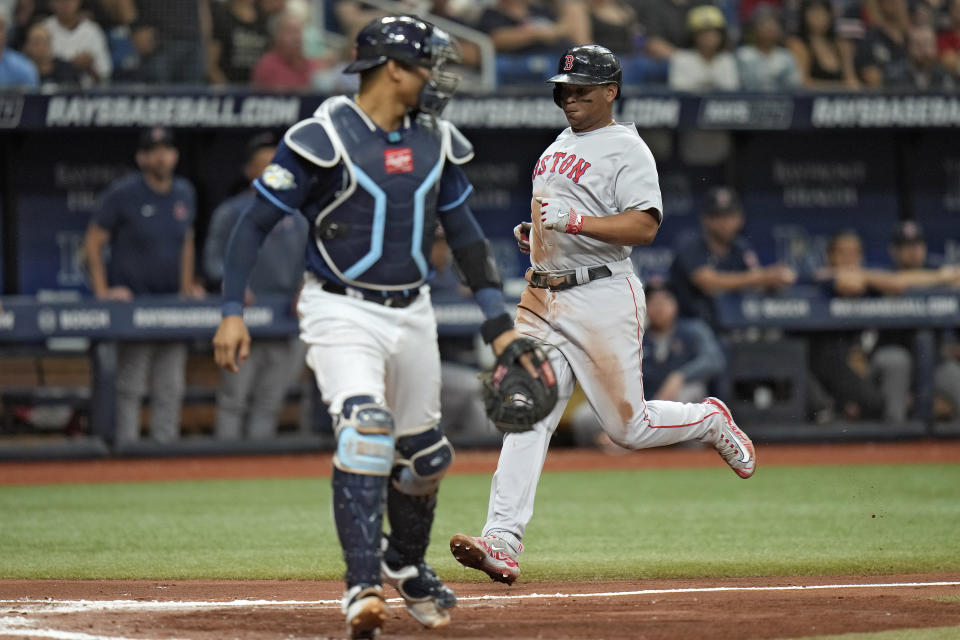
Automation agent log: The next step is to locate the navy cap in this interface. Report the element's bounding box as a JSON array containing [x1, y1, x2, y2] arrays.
[[891, 220, 925, 245], [703, 186, 743, 216], [244, 131, 278, 164], [138, 126, 176, 151]]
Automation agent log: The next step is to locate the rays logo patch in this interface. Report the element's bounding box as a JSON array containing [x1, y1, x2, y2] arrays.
[[262, 164, 296, 190]]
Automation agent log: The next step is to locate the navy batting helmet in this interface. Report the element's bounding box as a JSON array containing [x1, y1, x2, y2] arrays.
[[548, 45, 622, 106]]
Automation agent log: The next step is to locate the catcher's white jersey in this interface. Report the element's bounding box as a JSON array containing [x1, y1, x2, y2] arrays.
[[529, 122, 663, 271]]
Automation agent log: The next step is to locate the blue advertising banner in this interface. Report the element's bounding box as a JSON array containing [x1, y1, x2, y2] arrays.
[[459, 129, 558, 279], [904, 133, 960, 264], [14, 132, 134, 294], [4, 91, 960, 132], [736, 131, 900, 270], [3, 290, 957, 343]]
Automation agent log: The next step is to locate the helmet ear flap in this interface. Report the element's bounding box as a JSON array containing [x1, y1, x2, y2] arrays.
[[553, 84, 563, 108]]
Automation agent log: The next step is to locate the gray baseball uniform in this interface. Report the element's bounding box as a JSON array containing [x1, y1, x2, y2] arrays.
[[482, 122, 729, 551]]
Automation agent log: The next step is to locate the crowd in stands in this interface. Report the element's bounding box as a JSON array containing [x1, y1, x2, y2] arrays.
[[1, 0, 959, 90]]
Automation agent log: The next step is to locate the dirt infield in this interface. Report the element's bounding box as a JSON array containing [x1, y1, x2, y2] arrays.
[[3, 440, 960, 486], [2, 442, 960, 639], [2, 575, 960, 639]]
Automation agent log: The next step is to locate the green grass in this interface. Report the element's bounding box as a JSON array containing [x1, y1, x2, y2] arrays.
[[1, 464, 959, 580]]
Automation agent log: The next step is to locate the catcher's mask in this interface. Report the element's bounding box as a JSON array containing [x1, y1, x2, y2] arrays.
[[344, 15, 462, 118]]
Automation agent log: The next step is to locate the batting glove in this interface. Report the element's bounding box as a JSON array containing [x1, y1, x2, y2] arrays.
[[538, 197, 583, 235], [513, 221, 532, 254]]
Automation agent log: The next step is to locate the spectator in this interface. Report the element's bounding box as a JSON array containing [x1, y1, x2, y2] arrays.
[[808, 229, 912, 423], [133, 0, 210, 85], [816, 224, 959, 297], [250, 12, 331, 90], [787, 0, 860, 89], [258, 0, 286, 20], [571, 280, 726, 449], [203, 133, 308, 440], [331, 0, 381, 41], [886, 22, 956, 88], [22, 19, 81, 86], [0, 12, 39, 86], [209, 0, 270, 85], [669, 186, 797, 326], [856, 0, 910, 87], [42, 0, 111, 83], [476, 0, 573, 84], [630, 0, 710, 60], [89, 0, 137, 27], [331, 0, 478, 66], [668, 4, 740, 91], [885, 221, 960, 422], [910, 0, 940, 29], [639, 280, 727, 402], [939, 0, 960, 76], [633, 0, 713, 61], [737, 5, 802, 90], [83, 127, 203, 444], [82, 0, 139, 82], [282, 0, 338, 61], [564, 0, 669, 83]]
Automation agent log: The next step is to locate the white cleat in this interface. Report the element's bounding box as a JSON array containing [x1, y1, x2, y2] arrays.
[[342, 584, 387, 639], [381, 560, 456, 628], [703, 396, 756, 479]]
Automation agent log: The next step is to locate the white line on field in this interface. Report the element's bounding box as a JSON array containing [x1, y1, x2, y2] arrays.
[[1, 580, 958, 615], [0, 616, 189, 640]]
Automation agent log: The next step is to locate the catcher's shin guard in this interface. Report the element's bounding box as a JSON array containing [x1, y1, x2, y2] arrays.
[[382, 426, 457, 627], [333, 396, 395, 587], [386, 425, 453, 563]]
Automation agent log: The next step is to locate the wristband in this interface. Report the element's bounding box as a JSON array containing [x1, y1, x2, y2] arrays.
[[480, 313, 513, 344]]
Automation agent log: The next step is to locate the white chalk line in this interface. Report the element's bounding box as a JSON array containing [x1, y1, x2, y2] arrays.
[[2, 581, 958, 640], [2, 580, 958, 614], [0, 616, 190, 640]]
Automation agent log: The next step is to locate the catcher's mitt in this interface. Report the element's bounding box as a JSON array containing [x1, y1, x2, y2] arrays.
[[481, 337, 558, 433]]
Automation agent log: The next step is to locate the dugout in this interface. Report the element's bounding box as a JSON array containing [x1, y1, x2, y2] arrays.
[[1, 89, 960, 457]]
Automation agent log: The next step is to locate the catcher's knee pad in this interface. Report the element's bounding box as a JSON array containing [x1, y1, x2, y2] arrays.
[[334, 395, 395, 476], [391, 425, 453, 496]]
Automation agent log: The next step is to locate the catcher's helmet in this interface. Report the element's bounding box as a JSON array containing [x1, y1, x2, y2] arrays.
[[344, 15, 458, 73], [344, 15, 461, 117], [548, 44, 622, 106]]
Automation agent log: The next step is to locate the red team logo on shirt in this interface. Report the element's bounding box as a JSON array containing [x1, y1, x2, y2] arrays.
[[173, 201, 189, 220], [384, 148, 414, 174], [532, 152, 592, 183], [563, 55, 574, 71]]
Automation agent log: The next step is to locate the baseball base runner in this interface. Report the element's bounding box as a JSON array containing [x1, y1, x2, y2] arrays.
[[450, 44, 756, 585]]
